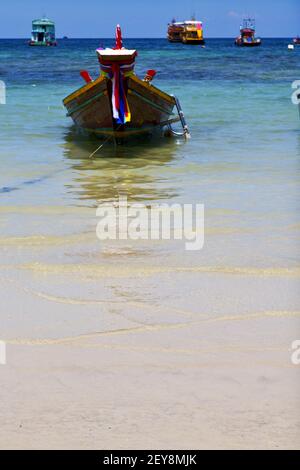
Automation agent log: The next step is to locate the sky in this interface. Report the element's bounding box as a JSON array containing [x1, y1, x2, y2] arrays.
[[0, 0, 299, 38]]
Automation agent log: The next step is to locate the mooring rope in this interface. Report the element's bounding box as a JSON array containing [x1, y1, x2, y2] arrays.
[[88, 125, 122, 158]]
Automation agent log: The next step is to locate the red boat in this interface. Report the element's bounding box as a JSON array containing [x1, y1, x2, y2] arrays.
[[235, 18, 261, 47]]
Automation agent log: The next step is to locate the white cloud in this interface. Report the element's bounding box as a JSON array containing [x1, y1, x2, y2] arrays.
[[228, 11, 241, 18]]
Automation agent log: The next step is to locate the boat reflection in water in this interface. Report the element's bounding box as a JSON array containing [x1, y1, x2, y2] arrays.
[[62, 126, 181, 204]]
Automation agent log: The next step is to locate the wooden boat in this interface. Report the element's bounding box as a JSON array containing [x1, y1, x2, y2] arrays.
[[29, 17, 57, 46], [293, 36, 300, 45], [63, 26, 189, 139], [235, 18, 261, 47]]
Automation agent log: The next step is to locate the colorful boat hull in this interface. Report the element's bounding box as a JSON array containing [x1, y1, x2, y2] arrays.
[[63, 74, 177, 138], [235, 37, 262, 47]]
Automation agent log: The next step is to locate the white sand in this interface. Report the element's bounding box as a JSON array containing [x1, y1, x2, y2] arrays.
[[0, 256, 299, 449]]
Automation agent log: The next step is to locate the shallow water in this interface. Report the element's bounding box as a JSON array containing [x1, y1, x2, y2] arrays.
[[0, 38, 299, 290]]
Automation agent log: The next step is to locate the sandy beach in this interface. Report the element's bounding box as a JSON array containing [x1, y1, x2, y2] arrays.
[[0, 220, 299, 449], [1, 36, 300, 450]]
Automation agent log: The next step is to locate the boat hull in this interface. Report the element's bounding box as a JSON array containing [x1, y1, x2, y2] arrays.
[[182, 39, 205, 45], [63, 75, 177, 138], [235, 41, 261, 47], [29, 41, 57, 46], [168, 37, 182, 43], [235, 38, 261, 47]]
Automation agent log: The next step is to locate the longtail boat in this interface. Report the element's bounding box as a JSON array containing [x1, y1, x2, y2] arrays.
[[235, 18, 261, 47], [63, 26, 190, 140]]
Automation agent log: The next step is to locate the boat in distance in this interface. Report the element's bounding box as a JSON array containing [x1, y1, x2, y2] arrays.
[[29, 17, 57, 46], [235, 18, 261, 47], [63, 26, 190, 140], [168, 20, 185, 42], [168, 19, 205, 45]]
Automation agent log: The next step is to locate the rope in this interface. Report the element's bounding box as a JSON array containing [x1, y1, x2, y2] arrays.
[[88, 125, 122, 158]]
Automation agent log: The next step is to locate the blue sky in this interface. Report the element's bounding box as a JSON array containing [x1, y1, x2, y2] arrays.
[[0, 0, 299, 38]]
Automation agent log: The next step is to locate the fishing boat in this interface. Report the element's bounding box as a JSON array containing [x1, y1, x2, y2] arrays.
[[235, 18, 261, 47], [167, 19, 184, 42], [293, 36, 300, 45], [63, 26, 190, 140], [167, 19, 205, 45], [29, 17, 57, 46]]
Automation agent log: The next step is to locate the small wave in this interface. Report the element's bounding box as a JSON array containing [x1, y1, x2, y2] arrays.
[[17, 262, 300, 278], [3, 310, 299, 347], [0, 232, 93, 247]]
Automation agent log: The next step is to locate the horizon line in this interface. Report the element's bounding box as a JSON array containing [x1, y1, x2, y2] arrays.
[[0, 36, 296, 39]]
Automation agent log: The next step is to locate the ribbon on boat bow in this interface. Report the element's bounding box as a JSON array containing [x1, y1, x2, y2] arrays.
[[111, 62, 131, 124], [97, 26, 137, 125], [115, 25, 123, 50], [105, 25, 132, 125]]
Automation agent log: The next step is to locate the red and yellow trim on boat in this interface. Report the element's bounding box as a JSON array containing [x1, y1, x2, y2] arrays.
[[63, 76, 106, 106]]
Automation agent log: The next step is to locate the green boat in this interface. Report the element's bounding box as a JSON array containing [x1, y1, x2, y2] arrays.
[[29, 18, 57, 46]]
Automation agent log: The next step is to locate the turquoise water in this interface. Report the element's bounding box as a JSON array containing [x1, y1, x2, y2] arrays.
[[0, 38, 299, 267]]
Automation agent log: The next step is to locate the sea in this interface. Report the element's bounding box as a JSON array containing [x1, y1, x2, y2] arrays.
[[0, 38, 299, 330]]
